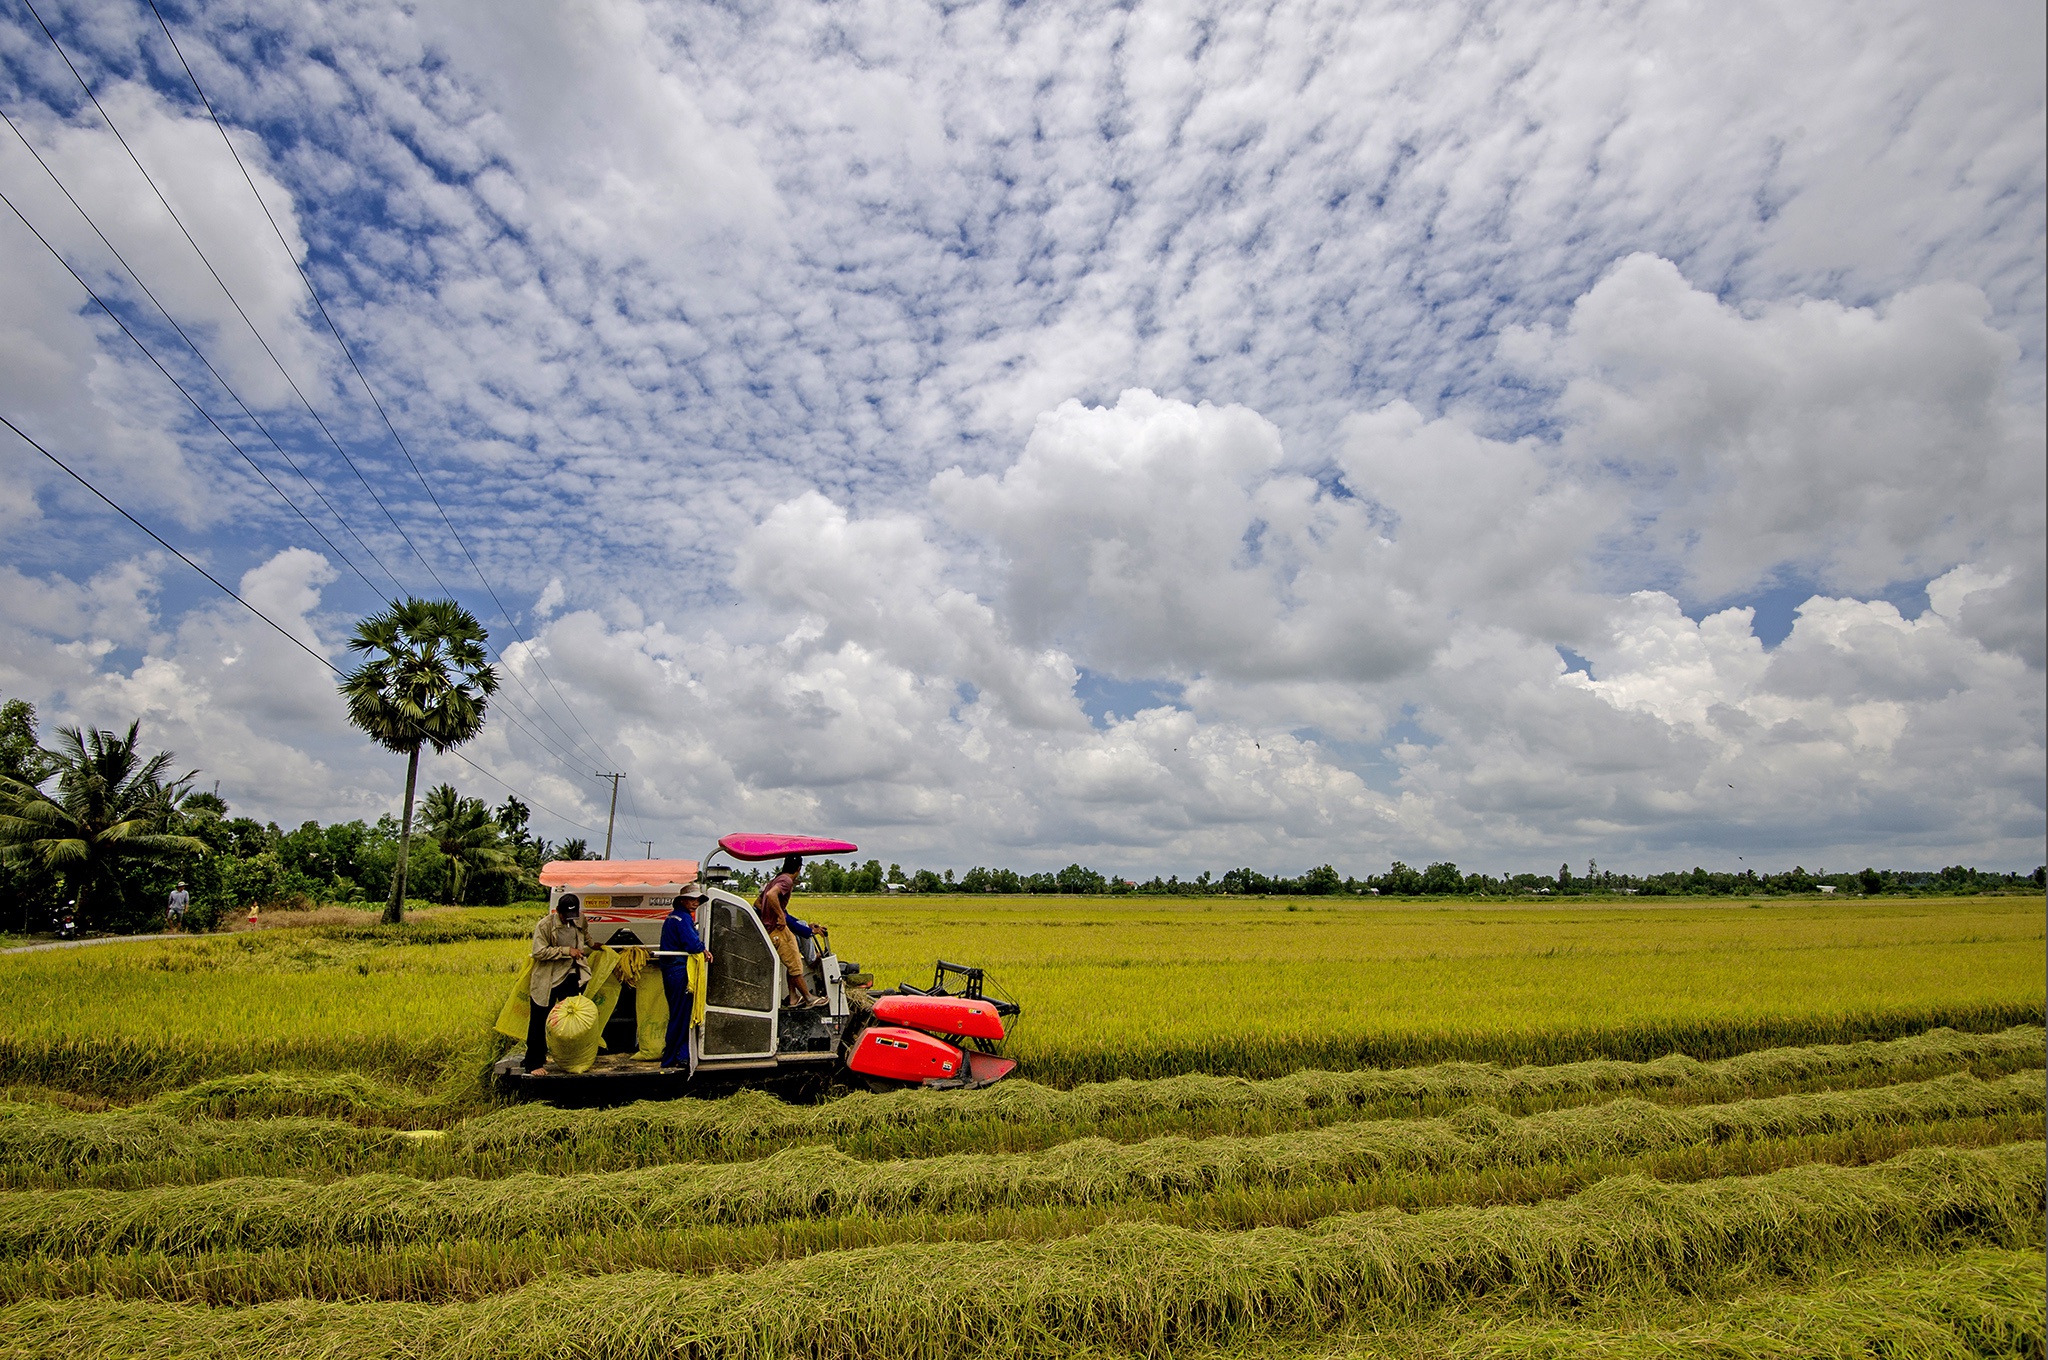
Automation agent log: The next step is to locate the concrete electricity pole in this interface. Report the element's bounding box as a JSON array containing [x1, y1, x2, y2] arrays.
[[597, 772, 624, 859]]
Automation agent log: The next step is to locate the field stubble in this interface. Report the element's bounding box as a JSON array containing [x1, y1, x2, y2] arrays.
[[2, 1144, 2039, 1359], [0, 895, 2039, 1358]]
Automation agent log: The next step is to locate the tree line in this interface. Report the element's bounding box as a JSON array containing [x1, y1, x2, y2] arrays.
[[0, 693, 565, 934], [0, 596, 537, 934], [800, 858, 2044, 899]]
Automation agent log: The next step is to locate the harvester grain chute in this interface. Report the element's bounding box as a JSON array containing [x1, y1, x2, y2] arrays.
[[492, 832, 1020, 1099]]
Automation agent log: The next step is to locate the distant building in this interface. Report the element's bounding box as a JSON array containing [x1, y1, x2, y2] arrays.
[[1817, 884, 1836, 894]]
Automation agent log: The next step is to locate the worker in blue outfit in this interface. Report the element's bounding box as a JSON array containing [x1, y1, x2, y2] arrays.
[[659, 882, 711, 1070]]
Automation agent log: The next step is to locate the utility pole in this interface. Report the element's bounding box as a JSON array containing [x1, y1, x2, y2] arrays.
[[639, 840, 654, 859], [596, 773, 624, 859]]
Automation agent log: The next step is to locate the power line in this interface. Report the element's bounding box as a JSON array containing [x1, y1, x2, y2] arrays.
[[0, 104, 404, 598], [1, 411, 600, 836], [8, 15, 618, 790], [18, 0, 617, 787], [621, 771, 650, 849], [0, 186, 596, 784], [0, 187, 385, 595], [144, 0, 624, 778], [14, 0, 459, 602]]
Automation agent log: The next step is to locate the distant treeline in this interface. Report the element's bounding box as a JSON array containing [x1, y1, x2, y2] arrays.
[[2, 693, 560, 934], [6, 699, 2040, 938], [0, 791, 557, 935], [775, 858, 2045, 899]]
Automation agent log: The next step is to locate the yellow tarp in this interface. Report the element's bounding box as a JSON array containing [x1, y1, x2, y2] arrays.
[[493, 947, 631, 1058], [493, 944, 705, 1064], [493, 956, 535, 1042], [631, 965, 666, 1060], [627, 952, 708, 1059]]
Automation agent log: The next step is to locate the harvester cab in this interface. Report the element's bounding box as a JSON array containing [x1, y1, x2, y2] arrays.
[[495, 833, 1021, 1098]]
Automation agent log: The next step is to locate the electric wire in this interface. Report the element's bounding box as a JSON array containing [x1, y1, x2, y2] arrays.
[[13, 0, 463, 602], [145, 0, 624, 778], [1, 412, 601, 836], [0, 188, 383, 594], [24, 0, 626, 801], [621, 773, 649, 855], [0, 188, 600, 783], [15, 0, 621, 788], [0, 104, 405, 598]]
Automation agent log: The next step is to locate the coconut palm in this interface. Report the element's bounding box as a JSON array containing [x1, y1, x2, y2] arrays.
[[339, 598, 497, 923], [419, 782, 516, 905], [0, 722, 207, 929]]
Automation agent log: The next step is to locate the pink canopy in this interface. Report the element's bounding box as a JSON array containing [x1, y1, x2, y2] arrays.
[[717, 833, 859, 862], [540, 859, 699, 888]]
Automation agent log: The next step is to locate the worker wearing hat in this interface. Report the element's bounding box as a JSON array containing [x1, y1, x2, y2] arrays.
[[524, 892, 591, 1075], [659, 884, 712, 1070]]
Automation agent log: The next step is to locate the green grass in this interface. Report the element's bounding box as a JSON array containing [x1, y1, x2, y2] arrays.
[[0, 897, 2038, 1358], [3, 1072, 2036, 1257], [0, 1114, 2031, 1308], [1, 1145, 2037, 1359], [0, 896, 2036, 1093], [0, 1026, 2035, 1189], [1144, 1246, 2047, 1359]]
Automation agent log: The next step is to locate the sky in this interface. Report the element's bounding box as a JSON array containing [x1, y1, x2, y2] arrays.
[[0, 0, 2042, 877]]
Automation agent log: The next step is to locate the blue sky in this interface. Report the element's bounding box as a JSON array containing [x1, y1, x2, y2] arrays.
[[1, 0, 2042, 873]]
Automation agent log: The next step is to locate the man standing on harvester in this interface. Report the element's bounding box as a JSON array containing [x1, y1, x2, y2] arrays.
[[755, 855, 825, 1008], [659, 883, 711, 1069], [524, 892, 590, 1075]]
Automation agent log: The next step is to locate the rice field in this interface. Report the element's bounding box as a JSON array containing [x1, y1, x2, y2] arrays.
[[0, 894, 2039, 1357]]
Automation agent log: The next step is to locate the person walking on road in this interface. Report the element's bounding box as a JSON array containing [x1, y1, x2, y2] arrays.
[[658, 883, 711, 1069], [166, 883, 188, 931], [524, 893, 591, 1074]]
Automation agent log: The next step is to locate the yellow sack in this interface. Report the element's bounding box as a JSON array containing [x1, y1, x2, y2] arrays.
[[546, 996, 603, 1072], [629, 954, 710, 1059], [632, 968, 667, 1060], [493, 956, 536, 1041], [546, 948, 628, 1072]]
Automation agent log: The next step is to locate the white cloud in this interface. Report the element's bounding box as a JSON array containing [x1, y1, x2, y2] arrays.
[[936, 390, 1437, 686], [1509, 254, 2043, 602], [0, 0, 2040, 871]]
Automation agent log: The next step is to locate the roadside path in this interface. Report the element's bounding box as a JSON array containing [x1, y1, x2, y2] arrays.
[[1, 933, 178, 955]]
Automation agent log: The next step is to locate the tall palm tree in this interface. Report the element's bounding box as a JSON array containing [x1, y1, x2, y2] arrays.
[[339, 598, 497, 923], [419, 782, 516, 905], [0, 722, 208, 928]]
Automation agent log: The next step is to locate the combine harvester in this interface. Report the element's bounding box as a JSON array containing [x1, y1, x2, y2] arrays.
[[492, 832, 1020, 1099]]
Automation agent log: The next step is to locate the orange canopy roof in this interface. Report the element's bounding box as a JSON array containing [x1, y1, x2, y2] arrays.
[[539, 859, 699, 889]]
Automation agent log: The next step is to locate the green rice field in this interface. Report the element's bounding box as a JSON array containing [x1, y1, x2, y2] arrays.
[[0, 893, 2039, 1357]]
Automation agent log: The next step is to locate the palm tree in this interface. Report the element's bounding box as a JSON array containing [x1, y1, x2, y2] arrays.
[[419, 782, 516, 905], [0, 722, 208, 929], [339, 598, 497, 923]]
